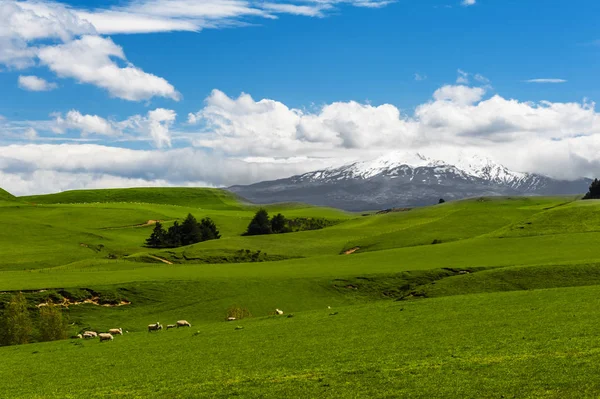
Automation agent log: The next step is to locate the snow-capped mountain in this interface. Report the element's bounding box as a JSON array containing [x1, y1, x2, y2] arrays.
[[229, 152, 591, 211]]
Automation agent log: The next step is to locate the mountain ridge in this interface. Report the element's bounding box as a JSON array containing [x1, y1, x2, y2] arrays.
[[229, 153, 591, 211]]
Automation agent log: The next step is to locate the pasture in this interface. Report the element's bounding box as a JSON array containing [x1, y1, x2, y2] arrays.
[[1, 187, 600, 397]]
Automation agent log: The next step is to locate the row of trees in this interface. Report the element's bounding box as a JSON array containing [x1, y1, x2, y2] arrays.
[[0, 293, 68, 346], [146, 214, 221, 248]]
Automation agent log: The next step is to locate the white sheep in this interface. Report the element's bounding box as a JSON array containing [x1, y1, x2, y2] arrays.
[[108, 328, 123, 335], [148, 322, 163, 332], [176, 320, 191, 328], [275, 309, 284, 315], [166, 324, 177, 329], [99, 333, 113, 342], [227, 317, 236, 321], [83, 331, 97, 338]]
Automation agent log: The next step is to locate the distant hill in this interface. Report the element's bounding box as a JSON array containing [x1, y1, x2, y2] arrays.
[[20, 187, 246, 210], [0, 188, 16, 202], [229, 152, 591, 211]]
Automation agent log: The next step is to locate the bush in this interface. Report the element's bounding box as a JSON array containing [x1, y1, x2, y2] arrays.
[[226, 305, 252, 320], [0, 293, 33, 346], [39, 305, 68, 342]]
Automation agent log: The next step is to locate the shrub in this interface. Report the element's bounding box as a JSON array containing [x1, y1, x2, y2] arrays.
[[226, 305, 252, 320], [0, 293, 33, 346], [39, 305, 68, 342]]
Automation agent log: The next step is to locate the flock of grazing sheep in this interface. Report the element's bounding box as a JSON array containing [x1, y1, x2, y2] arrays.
[[74, 320, 192, 342]]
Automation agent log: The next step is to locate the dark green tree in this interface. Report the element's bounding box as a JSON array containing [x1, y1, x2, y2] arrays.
[[199, 217, 221, 241], [145, 222, 167, 248], [181, 214, 202, 246], [165, 221, 183, 247], [39, 305, 68, 342], [438, 198, 446, 204], [245, 209, 272, 236], [270, 213, 287, 233], [583, 179, 600, 200], [0, 292, 32, 346]]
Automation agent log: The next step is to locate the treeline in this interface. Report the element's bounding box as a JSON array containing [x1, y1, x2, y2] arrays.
[[244, 209, 338, 236], [0, 293, 68, 347], [146, 214, 220, 248], [583, 179, 600, 200]]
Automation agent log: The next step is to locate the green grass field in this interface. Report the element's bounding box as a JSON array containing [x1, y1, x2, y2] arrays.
[[2, 187, 600, 397]]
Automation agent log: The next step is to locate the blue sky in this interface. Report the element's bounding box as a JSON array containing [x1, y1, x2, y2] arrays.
[[1, 0, 600, 194]]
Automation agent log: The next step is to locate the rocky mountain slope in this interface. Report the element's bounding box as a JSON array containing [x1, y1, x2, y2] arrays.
[[229, 153, 591, 211]]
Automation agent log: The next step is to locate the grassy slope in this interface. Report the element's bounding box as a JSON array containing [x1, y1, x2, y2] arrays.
[[3, 286, 600, 398], [3, 188, 600, 397], [0, 187, 16, 202]]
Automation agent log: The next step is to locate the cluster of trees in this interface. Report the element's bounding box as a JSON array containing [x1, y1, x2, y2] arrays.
[[245, 210, 288, 236], [146, 214, 220, 248], [0, 293, 68, 346], [583, 179, 600, 200], [244, 209, 337, 236]]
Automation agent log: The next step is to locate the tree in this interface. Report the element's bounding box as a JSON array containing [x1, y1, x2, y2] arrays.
[[165, 221, 183, 247], [39, 305, 68, 342], [270, 213, 287, 233], [583, 179, 600, 200], [199, 218, 221, 241], [438, 198, 446, 204], [181, 214, 202, 246], [0, 292, 32, 346], [145, 222, 167, 248], [245, 209, 272, 236]]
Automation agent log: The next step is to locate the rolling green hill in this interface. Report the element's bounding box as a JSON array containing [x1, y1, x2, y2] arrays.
[[0, 187, 16, 202], [1, 188, 600, 397]]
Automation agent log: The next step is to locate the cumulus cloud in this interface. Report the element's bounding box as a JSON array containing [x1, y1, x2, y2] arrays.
[[53, 110, 120, 136], [44, 108, 177, 146], [5, 81, 600, 193], [37, 36, 180, 102], [461, 0, 476, 5], [18, 75, 57, 91], [0, 1, 95, 68]]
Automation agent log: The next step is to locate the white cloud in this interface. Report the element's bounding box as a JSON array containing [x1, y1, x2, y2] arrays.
[[54, 110, 120, 137], [456, 69, 470, 84], [414, 73, 427, 81], [48, 108, 177, 147], [123, 108, 177, 148], [0, 144, 315, 196], [432, 85, 486, 105], [37, 36, 180, 102], [18, 75, 57, 91], [461, 0, 476, 6], [75, 0, 393, 35], [525, 79, 567, 84], [24, 127, 38, 140], [0, 1, 95, 68]]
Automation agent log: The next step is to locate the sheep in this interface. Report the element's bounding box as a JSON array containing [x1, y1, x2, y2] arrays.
[[99, 333, 113, 342], [83, 331, 97, 339], [176, 320, 191, 328], [148, 322, 163, 332], [275, 309, 284, 315], [227, 317, 236, 321], [108, 328, 123, 335], [166, 324, 177, 329]]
